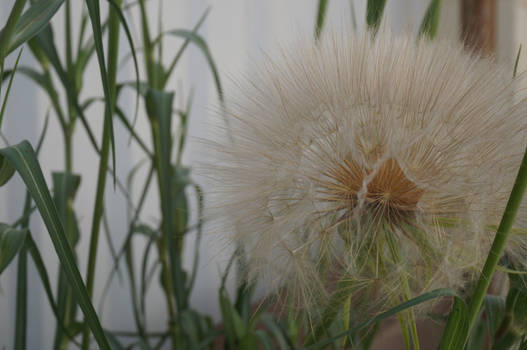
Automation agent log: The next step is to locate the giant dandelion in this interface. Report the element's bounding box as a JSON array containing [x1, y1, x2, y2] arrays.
[[206, 29, 527, 334]]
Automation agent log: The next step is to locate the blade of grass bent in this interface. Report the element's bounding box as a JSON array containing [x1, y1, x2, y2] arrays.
[[0, 141, 111, 350], [303, 288, 460, 350], [0, 49, 23, 130], [163, 29, 223, 103]]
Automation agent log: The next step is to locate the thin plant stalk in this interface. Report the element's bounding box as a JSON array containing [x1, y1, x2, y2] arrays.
[[81, 1, 121, 348], [14, 192, 31, 350], [466, 146, 527, 334]]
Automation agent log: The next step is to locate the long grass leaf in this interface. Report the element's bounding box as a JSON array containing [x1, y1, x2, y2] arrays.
[[0, 141, 111, 350], [0, 49, 23, 130], [4, 0, 64, 56], [163, 8, 209, 84], [465, 130, 527, 335], [163, 29, 223, 103], [439, 297, 469, 350], [0, 0, 27, 66], [366, 0, 387, 32], [418, 0, 442, 39], [303, 288, 459, 350], [314, 0, 329, 40], [33, 27, 100, 152], [84, 0, 117, 182], [0, 223, 28, 274], [82, 1, 122, 348], [106, 0, 141, 137], [145, 89, 186, 310], [14, 190, 31, 350]]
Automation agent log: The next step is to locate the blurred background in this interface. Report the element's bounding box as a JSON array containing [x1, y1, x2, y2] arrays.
[[0, 0, 523, 348]]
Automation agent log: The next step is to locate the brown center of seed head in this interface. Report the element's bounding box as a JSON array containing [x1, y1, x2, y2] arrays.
[[319, 158, 424, 221]]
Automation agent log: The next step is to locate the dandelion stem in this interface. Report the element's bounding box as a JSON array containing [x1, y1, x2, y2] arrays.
[[466, 144, 527, 336]]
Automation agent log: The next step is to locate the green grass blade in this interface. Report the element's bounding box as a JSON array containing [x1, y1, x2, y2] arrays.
[[106, 0, 141, 136], [0, 0, 27, 67], [84, 0, 117, 182], [465, 131, 527, 336], [485, 295, 506, 338], [366, 0, 387, 32], [4, 0, 64, 57], [314, 0, 329, 40], [82, 1, 122, 348], [439, 297, 469, 350], [163, 29, 223, 103], [0, 223, 28, 274], [0, 152, 15, 186], [187, 184, 203, 294], [0, 141, 111, 350], [33, 27, 100, 152], [303, 288, 459, 350], [163, 8, 209, 84], [0, 49, 23, 130], [14, 242, 28, 350], [2, 66, 67, 130], [145, 89, 186, 310], [514, 45, 522, 78], [24, 232, 79, 344], [14, 190, 32, 350], [418, 0, 442, 39], [115, 106, 153, 157]]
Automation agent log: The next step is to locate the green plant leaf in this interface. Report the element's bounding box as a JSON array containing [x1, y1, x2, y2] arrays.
[[84, 0, 117, 181], [303, 288, 459, 350], [0, 0, 28, 66], [439, 297, 469, 350], [4, 0, 64, 56], [219, 287, 247, 346], [366, 0, 387, 31], [0, 141, 111, 349], [418, 0, 442, 39], [260, 315, 293, 350], [0, 223, 28, 274], [162, 29, 223, 103], [52, 172, 81, 246], [314, 0, 329, 39], [485, 295, 506, 337], [0, 154, 15, 186], [466, 311, 486, 350], [0, 48, 24, 130], [163, 8, 209, 85], [33, 25, 100, 152], [145, 88, 186, 312]]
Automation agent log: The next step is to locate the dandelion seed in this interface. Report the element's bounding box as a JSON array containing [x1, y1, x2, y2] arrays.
[[206, 30, 527, 321]]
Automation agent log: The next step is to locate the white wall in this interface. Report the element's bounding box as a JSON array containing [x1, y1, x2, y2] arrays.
[[0, 0, 516, 349]]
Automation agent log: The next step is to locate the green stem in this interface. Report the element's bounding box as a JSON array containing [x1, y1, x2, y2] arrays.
[[81, 1, 121, 349], [466, 146, 527, 335], [385, 231, 420, 350], [14, 192, 31, 350]]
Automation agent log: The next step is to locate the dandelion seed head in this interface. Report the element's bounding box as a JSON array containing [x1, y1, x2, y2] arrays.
[[205, 29, 527, 319]]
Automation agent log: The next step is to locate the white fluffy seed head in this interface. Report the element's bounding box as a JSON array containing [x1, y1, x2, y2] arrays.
[[204, 29, 527, 318]]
